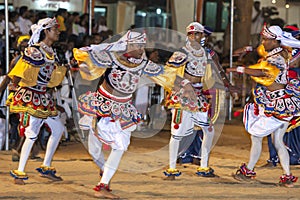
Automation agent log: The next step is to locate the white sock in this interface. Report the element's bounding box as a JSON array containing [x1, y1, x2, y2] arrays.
[[247, 135, 263, 170], [100, 149, 124, 184], [274, 122, 290, 175], [200, 126, 214, 168], [43, 133, 62, 167], [169, 136, 180, 169], [18, 138, 35, 172]]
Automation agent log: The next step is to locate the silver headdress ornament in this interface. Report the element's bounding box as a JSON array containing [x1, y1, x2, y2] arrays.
[[28, 17, 58, 46], [90, 30, 147, 52], [261, 24, 300, 48]]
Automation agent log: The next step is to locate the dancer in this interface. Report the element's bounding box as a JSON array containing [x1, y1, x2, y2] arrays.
[[177, 25, 237, 165], [227, 24, 300, 187], [0, 35, 40, 161], [163, 22, 235, 179], [7, 18, 67, 185], [265, 26, 300, 166], [74, 30, 194, 199]]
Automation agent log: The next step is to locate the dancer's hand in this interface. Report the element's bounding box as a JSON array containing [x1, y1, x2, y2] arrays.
[[182, 83, 197, 103]]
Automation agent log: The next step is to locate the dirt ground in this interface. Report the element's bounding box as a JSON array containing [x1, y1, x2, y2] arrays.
[[1, 119, 300, 200]]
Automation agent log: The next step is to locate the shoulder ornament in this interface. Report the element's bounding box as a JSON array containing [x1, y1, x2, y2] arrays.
[[23, 46, 45, 66], [89, 50, 113, 67], [143, 60, 164, 76], [167, 51, 187, 67]]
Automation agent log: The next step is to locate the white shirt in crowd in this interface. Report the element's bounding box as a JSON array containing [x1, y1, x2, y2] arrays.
[[17, 16, 32, 35]]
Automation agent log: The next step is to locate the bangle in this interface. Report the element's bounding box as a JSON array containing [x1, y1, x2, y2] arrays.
[[236, 66, 245, 74], [181, 79, 191, 87], [243, 46, 253, 52]]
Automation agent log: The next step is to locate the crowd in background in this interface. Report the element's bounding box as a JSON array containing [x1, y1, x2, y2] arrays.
[[0, 6, 115, 75]]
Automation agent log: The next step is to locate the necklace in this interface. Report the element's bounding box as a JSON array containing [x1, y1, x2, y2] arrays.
[[185, 41, 204, 57], [266, 47, 283, 58], [40, 42, 54, 55], [127, 57, 143, 64], [113, 52, 145, 71]]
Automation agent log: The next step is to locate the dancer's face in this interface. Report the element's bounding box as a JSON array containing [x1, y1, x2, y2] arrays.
[[45, 25, 60, 43], [126, 43, 145, 59], [261, 36, 279, 51], [187, 31, 203, 44]]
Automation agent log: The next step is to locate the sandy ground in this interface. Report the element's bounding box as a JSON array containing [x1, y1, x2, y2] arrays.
[[1, 119, 300, 200]]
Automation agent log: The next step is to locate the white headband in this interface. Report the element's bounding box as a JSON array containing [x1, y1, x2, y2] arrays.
[[28, 17, 58, 46]]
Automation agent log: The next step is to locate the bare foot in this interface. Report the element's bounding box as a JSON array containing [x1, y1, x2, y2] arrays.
[[14, 179, 25, 185], [280, 182, 294, 188], [94, 189, 120, 199]]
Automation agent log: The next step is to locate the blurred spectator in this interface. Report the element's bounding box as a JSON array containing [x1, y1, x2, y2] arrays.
[[56, 8, 68, 42], [9, 11, 22, 49], [214, 40, 223, 61], [250, 1, 264, 47], [65, 12, 75, 37], [36, 11, 47, 22], [28, 10, 36, 24], [82, 35, 94, 46], [93, 16, 108, 34], [0, 9, 4, 38], [92, 33, 103, 44], [17, 6, 32, 35], [80, 13, 89, 34]]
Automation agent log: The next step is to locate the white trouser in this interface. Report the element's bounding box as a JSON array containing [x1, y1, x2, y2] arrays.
[[169, 109, 214, 169], [247, 122, 291, 175], [95, 117, 136, 151], [79, 115, 134, 185], [18, 115, 64, 172], [88, 130, 105, 170]]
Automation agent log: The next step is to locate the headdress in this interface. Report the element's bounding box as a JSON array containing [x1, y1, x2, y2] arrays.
[[291, 31, 300, 38], [284, 25, 299, 32], [186, 22, 204, 33], [283, 25, 300, 38], [17, 35, 30, 47], [28, 17, 58, 46], [261, 24, 300, 48], [90, 30, 146, 52], [204, 26, 213, 36]]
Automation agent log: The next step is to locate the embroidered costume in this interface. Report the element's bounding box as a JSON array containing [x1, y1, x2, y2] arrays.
[[244, 46, 300, 136], [74, 48, 177, 146], [165, 47, 210, 113], [234, 24, 300, 187], [8, 18, 66, 184], [74, 30, 183, 198], [7, 43, 66, 118], [266, 26, 300, 166], [164, 22, 221, 179], [177, 25, 228, 165]]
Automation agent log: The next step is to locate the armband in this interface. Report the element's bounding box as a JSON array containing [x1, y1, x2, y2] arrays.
[[236, 66, 245, 74]]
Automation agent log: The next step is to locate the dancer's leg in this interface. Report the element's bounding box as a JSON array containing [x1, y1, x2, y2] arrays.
[[200, 126, 214, 168], [247, 135, 263, 170]]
